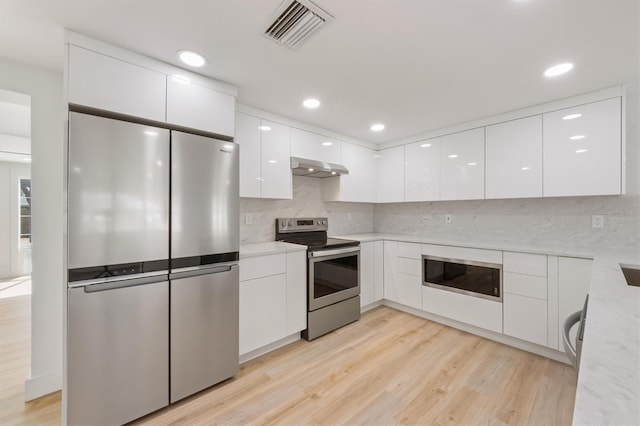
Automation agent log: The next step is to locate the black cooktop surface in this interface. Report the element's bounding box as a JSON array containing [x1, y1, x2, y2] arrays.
[[277, 231, 359, 251]]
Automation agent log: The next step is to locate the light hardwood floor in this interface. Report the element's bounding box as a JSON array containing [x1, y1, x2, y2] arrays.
[[2, 302, 576, 425]]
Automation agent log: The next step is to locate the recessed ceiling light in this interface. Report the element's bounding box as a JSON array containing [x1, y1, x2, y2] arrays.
[[258, 125, 271, 131], [570, 135, 586, 140], [448, 154, 458, 158], [544, 62, 574, 77], [575, 149, 588, 153], [322, 141, 333, 146], [521, 166, 531, 171], [177, 50, 207, 67], [303, 98, 320, 109], [171, 74, 191, 85], [420, 143, 432, 148], [371, 123, 385, 132], [563, 113, 582, 120], [467, 162, 477, 166]]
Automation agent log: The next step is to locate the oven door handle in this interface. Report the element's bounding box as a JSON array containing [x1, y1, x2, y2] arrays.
[[309, 246, 360, 258]]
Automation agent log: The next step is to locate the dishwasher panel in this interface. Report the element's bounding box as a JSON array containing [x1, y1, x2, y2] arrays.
[[67, 280, 169, 426], [170, 265, 239, 403]]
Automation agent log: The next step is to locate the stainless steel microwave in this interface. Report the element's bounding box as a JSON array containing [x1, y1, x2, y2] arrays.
[[422, 255, 502, 302]]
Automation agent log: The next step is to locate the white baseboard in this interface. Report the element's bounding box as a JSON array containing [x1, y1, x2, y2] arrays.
[[25, 370, 62, 402], [382, 300, 571, 365], [361, 300, 384, 313], [239, 333, 302, 364]]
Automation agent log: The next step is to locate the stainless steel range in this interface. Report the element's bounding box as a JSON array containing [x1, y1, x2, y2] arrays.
[[275, 218, 360, 340]]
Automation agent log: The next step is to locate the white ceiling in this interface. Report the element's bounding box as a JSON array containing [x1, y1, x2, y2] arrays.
[[0, 0, 637, 144]]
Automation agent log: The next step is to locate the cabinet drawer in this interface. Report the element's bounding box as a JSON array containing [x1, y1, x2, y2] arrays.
[[397, 257, 421, 276], [504, 272, 547, 300], [397, 242, 421, 259], [503, 252, 547, 277], [239, 254, 286, 282], [503, 293, 547, 346]]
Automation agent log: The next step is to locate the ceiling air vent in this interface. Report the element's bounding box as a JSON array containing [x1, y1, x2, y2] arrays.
[[264, 0, 333, 49]]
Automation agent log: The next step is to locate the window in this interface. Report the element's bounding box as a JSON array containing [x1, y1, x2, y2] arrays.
[[19, 178, 31, 245]]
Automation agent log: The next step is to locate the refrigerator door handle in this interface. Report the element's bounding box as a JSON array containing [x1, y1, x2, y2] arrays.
[[82, 275, 168, 293], [170, 264, 237, 281]]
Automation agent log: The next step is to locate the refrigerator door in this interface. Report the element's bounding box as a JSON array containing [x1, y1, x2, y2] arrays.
[[68, 112, 170, 270], [67, 279, 169, 425], [171, 131, 239, 266], [170, 264, 239, 403]]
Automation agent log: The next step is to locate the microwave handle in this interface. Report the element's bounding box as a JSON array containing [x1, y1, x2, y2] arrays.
[[562, 310, 582, 368]]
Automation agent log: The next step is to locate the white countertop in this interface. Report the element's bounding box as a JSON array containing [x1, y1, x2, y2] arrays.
[[239, 241, 306, 259], [335, 232, 640, 425]]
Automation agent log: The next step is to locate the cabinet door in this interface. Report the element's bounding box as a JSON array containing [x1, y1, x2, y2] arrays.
[[377, 146, 405, 203], [342, 142, 360, 201], [558, 257, 593, 350], [286, 251, 307, 334], [397, 272, 422, 309], [440, 128, 485, 200], [239, 274, 287, 355], [543, 98, 621, 197], [486, 116, 543, 199], [166, 78, 235, 137], [261, 120, 292, 199], [359, 146, 377, 203], [68, 45, 166, 122], [360, 242, 375, 307], [290, 128, 341, 164], [373, 241, 384, 302], [236, 113, 261, 198], [383, 241, 398, 302], [404, 139, 440, 201], [503, 293, 547, 346]]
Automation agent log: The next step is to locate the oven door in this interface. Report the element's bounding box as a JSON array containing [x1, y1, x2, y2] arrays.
[[308, 247, 360, 311]]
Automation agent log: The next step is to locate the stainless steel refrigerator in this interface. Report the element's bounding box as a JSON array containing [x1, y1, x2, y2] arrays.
[[66, 112, 239, 425]]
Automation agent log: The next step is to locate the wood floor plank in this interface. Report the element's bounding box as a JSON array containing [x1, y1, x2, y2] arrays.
[[3, 300, 577, 426]]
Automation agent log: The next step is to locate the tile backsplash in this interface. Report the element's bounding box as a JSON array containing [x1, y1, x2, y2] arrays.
[[240, 176, 639, 253], [374, 195, 640, 252], [240, 176, 374, 244]]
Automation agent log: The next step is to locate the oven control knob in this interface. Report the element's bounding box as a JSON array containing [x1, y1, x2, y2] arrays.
[[322, 220, 327, 225]]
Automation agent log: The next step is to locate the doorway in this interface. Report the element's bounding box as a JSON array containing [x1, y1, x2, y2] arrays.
[[0, 89, 31, 299]]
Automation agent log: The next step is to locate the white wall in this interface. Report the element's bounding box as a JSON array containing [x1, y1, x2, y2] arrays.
[[0, 57, 64, 400], [240, 176, 374, 243], [0, 161, 30, 278]]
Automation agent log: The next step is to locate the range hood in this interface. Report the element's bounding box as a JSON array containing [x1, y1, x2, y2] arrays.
[[290, 156, 349, 178]]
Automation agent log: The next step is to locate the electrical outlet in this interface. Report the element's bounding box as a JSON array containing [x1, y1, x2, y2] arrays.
[[445, 214, 453, 224], [592, 215, 604, 228], [245, 213, 252, 225]]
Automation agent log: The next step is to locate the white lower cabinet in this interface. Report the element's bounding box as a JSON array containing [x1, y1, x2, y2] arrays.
[[557, 256, 593, 350], [239, 250, 306, 356], [360, 241, 384, 307], [383, 241, 422, 308], [502, 252, 549, 347]]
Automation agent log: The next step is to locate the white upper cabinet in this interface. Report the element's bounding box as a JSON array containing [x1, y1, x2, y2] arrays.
[[486, 116, 543, 199], [68, 45, 167, 122], [543, 98, 621, 197], [166, 77, 235, 137], [404, 138, 440, 202], [236, 113, 261, 198], [235, 112, 292, 200], [323, 142, 376, 203], [440, 128, 485, 200], [290, 128, 341, 164], [377, 146, 405, 203], [260, 120, 292, 199]]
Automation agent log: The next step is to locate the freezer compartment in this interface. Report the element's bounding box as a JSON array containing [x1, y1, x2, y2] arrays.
[[171, 131, 239, 263], [67, 279, 169, 426], [67, 112, 170, 269], [170, 264, 239, 403]]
